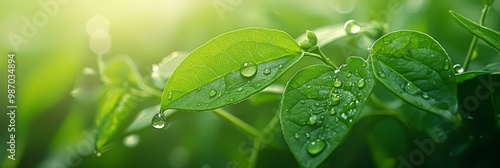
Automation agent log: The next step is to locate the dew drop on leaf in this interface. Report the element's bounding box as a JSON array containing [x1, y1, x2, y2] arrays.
[[346, 73, 352, 78], [357, 79, 365, 88], [305, 133, 311, 139], [294, 133, 300, 139], [152, 113, 167, 129], [167, 91, 173, 100], [307, 139, 326, 155], [443, 60, 450, 70], [209, 89, 217, 98], [422, 92, 430, 99], [344, 20, 362, 35], [240, 62, 257, 78], [307, 115, 318, 125], [379, 72, 386, 78], [404, 83, 419, 95], [329, 94, 341, 106], [329, 108, 336, 115], [333, 79, 342, 88], [237, 87, 243, 92], [300, 100, 306, 104], [96, 152, 102, 157], [278, 64, 284, 69], [453, 64, 464, 74], [263, 68, 271, 75]]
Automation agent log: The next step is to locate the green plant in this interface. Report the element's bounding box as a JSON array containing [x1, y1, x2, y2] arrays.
[[88, 1, 499, 167]]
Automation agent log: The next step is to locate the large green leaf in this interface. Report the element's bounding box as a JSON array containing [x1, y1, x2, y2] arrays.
[[370, 30, 459, 123], [449, 10, 500, 52], [280, 57, 374, 168], [161, 28, 303, 111]]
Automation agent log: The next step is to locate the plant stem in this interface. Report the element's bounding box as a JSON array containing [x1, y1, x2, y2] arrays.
[[247, 140, 260, 168], [212, 109, 260, 138], [463, 4, 491, 71], [304, 48, 337, 69]]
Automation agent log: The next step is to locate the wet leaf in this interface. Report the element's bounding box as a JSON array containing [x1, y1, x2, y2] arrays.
[[370, 30, 459, 123], [280, 57, 374, 168], [449, 10, 500, 52], [161, 28, 303, 111]]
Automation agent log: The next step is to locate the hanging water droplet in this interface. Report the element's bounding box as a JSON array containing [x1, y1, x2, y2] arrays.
[[344, 20, 362, 35], [167, 91, 173, 100], [209, 89, 217, 98], [278, 64, 284, 69], [307, 139, 326, 155], [404, 83, 419, 95], [453, 64, 464, 74], [333, 79, 342, 88], [307, 115, 318, 125], [443, 60, 449, 70], [294, 133, 300, 139], [422, 92, 430, 99], [305, 133, 311, 139], [357, 79, 365, 88], [240, 62, 257, 78], [152, 113, 167, 129], [237, 87, 243, 92], [263, 68, 271, 75]]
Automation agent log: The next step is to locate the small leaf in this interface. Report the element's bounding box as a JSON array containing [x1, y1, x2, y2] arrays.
[[449, 10, 500, 52], [151, 52, 189, 89], [370, 30, 459, 123], [161, 28, 303, 111], [456, 71, 499, 83], [98, 55, 144, 88], [94, 88, 136, 151], [280, 57, 374, 168]]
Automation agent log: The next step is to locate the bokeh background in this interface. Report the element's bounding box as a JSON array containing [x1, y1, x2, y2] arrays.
[[1, 0, 499, 167]]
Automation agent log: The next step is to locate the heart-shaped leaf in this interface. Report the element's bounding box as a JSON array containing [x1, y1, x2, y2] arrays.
[[280, 57, 374, 168], [370, 30, 459, 123], [161, 28, 303, 111]]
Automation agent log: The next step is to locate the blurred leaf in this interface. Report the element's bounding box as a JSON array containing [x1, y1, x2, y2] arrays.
[[370, 30, 459, 123], [161, 28, 303, 111], [125, 105, 176, 133], [482, 0, 495, 6], [280, 57, 374, 168], [71, 67, 103, 101], [151, 52, 189, 89], [98, 55, 143, 88], [449, 10, 500, 52], [95, 88, 136, 151]]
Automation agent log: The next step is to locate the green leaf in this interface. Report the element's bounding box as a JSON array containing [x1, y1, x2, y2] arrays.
[[370, 30, 459, 123], [456, 71, 499, 83], [280, 57, 374, 168], [94, 88, 136, 151], [151, 51, 189, 89], [98, 55, 144, 88], [482, 0, 495, 6], [449, 10, 500, 52], [161, 28, 303, 111]]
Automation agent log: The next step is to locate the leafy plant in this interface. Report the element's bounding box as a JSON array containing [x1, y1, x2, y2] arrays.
[[86, 1, 499, 167]]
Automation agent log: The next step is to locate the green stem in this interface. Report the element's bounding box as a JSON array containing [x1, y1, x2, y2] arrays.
[[463, 4, 491, 71], [247, 141, 260, 168], [212, 109, 260, 138]]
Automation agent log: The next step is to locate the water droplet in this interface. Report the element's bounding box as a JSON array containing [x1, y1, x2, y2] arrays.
[[357, 79, 365, 88], [362, 62, 367, 67], [341, 113, 348, 120], [443, 60, 449, 70], [453, 64, 464, 74], [300, 100, 306, 104], [329, 108, 336, 115], [346, 73, 352, 78], [329, 94, 341, 106], [404, 83, 419, 95], [422, 92, 430, 99], [307, 115, 318, 125], [152, 113, 166, 129], [240, 62, 257, 78], [278, 64, 284, 69], [305, 133, 311, 139], [209, 89, 217, 98], [344, 20, 362, 35], [167, 91, 173, 100], [237, 87, 243, 92], [333, 79, 342, 88], [307, 139, 326, 155], [379, 72, 386, 78], [96, 152, 102, 157], [263, 68, 271, 75], [294, 133, 300, 139]]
